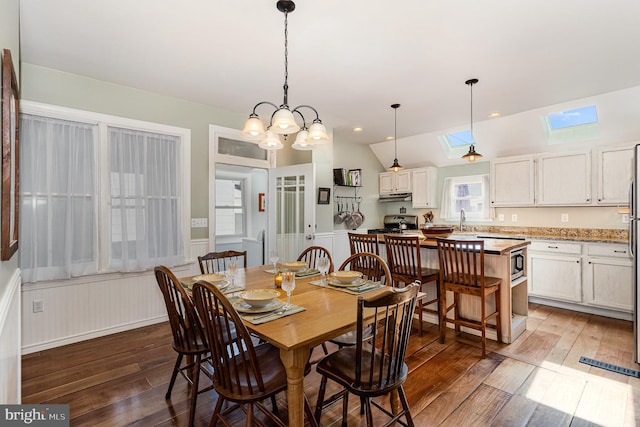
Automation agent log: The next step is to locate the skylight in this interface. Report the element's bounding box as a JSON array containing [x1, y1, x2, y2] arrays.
[[547, 105, 598, 129], [543, 105, 599, 145], [438, 130, 477, 159]]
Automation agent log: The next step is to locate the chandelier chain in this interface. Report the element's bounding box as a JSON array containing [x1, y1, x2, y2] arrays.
[[283, 9, 289, 107]]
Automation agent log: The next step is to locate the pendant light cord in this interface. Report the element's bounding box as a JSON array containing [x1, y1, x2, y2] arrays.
[[470, 81, 474, 137], [282, 10, 289, 106], [394, 106, 398, 159]]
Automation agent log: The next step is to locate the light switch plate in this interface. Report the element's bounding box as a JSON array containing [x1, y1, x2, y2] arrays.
[[191, 218, 208, 228], [511, 214, 518, 222], [622, 214, 629, 223], [498, 214, 504, 222], [561, 213, 569, 222]]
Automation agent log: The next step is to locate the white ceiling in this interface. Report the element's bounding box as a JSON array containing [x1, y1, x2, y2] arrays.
[[18, 0, 640, 165]]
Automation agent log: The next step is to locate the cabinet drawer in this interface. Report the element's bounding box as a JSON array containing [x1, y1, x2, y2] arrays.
[[529, 240, 582, 255], [586, 243, 631, 259]]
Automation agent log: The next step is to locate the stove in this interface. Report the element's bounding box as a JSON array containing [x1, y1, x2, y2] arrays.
[[368, 214, 419, 234]]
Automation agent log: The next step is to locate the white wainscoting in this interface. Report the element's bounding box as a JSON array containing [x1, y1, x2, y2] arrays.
[[21, 240, 209, 354], [0, 269, 21, 403]]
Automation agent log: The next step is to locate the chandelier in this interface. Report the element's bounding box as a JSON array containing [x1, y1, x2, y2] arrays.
[[461, 78, 483, 162], [241, 0, 330, 150]]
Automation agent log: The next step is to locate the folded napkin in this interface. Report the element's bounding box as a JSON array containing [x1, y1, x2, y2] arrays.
[[309, 279, 384, 294], [295, 268, 320, 278], [241, 304, 305, 325], [263, 268, 279, 274]]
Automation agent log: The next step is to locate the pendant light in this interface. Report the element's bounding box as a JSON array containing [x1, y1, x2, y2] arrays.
[[240, 0, 329, 150], [388, 103, 404, 172], [462, 78, 483, 162]]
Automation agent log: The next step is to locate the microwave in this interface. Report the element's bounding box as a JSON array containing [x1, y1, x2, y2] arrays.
[[510, 249, 525, 281]]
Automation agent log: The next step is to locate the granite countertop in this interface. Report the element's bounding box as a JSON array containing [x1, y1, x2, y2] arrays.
[[379, 233, 529, 255], [421, 225, 629, 244]]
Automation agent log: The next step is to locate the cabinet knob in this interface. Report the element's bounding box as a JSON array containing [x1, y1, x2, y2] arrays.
[[586, 198, 590, 202], [548, 245, 558, 249]]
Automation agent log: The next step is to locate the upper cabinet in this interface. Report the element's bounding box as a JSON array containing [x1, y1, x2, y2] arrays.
[[490, 155, 535, 206], [537, 151, 591, 205], [379, 170, 412, 194], [593, 144, 633, 205], [411, 167, 438, 208]]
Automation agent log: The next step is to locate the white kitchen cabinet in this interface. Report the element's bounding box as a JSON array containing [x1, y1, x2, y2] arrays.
[[528, 241, 582, 302], [490, 155, 536, 206], [411, 167, 438, 208], [536, 151, 591, 205], [379, 170, 412, 194], [594, 144, 634, 205], [583, 243, 633, 312]]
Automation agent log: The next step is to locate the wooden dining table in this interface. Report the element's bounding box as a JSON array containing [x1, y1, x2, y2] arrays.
[[184, 264, 385, 427]]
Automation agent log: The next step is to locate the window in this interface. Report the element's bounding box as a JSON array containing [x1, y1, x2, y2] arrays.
[[438, 130, 477, 159], [440, 174, 492, 220], [20, 102, 190, 282], [215, 178, 245, 237]]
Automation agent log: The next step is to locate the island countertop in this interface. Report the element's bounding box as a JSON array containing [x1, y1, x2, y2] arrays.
[[379, 233, 530, 255]]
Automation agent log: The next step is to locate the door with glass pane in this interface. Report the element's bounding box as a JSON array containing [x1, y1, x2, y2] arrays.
[[268, 164, 315, 263]]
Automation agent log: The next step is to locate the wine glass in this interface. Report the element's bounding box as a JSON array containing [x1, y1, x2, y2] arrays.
[[317, 257, 330, 285], [281, 272, 296, 309], [269, 249, 279, 271], [226, 260, 238, 287]]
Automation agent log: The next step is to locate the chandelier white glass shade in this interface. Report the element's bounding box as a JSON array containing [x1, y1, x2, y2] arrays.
[[462, 78, 483, 162], [388, 103, 404, 172], [240, 0, 329, 150]]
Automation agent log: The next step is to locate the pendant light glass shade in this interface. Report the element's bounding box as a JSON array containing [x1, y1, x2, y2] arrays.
[[307, 121, 330, 143], [241, 116, 266, 140], [271, 107, 301, 134], [242, 0, 328, 150], [462, 78, 483, 162], [258, 129, 284, 150], [387, 103, 404, 172]]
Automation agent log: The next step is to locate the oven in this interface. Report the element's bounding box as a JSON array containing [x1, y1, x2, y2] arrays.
[[511, 249, 525, 281], [367, 214, 419, 234]]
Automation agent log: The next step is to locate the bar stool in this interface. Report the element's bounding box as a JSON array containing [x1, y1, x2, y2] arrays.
[[384, 234, 440, 336], [436, 238, 502, 358], [348, 232, 379, 255]]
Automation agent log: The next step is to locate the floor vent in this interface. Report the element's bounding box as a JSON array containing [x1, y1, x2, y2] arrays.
[[579, 356, 640, 378]]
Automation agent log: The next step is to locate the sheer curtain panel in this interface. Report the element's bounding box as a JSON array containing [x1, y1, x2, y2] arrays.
[[109, 127, 184, 272], [20, 115, 98, 283]]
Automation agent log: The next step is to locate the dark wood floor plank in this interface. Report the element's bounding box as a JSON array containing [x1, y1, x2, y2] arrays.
[[438, 383, 510, 426]]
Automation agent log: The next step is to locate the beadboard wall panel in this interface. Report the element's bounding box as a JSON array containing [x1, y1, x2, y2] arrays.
[[0, 269, 21, 403]]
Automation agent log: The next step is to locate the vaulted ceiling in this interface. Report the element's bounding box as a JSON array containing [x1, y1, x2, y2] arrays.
[[19, 0, 640, 166]]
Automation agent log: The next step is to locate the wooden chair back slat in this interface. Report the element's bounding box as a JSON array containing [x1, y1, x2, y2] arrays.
[[339, 252, 391, 286], [297, 245, 334, 273], [383, 235, 422, 284], [348, 233, 379, 255], [198, 250, 247, 274]]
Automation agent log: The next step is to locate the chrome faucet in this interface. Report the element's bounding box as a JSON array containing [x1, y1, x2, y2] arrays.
[[459, 209, 466, 232]]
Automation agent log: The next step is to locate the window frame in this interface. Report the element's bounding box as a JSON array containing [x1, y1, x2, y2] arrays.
[[214, 176, 247, 239], [441, 174, 491, 221], [20, 100, 192, 275]]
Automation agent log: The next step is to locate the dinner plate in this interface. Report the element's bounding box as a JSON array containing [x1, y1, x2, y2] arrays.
[[327, 277, 365, 288], [233, 299, 283, 314], [193, 273, 227, 283]]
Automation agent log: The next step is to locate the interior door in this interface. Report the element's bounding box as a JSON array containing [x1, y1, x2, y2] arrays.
[[268, 163, 316, 263]]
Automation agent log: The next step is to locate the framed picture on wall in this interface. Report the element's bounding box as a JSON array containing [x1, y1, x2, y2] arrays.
[[258, 193, 266, 212], [317, 187, 330, 205], [1, 49, 19, 261]]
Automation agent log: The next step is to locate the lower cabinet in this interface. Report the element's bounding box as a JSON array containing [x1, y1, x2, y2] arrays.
[[583, 243, 633, 312], [528, 240, 633, 316]]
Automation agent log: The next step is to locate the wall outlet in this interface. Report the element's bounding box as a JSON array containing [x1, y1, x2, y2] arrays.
[[622, 214, 630, 223], [511, 214, 518, 222], [33, 299, 44, 313], [498, 214, 504, 222], [561, 213, 569, 222], [191, 218, 208, 228]]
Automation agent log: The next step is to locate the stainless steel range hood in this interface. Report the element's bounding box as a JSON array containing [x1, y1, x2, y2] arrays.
[[378, 192, 412, 202]]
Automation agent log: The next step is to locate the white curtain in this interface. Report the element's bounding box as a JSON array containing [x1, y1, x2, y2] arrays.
[[440, 177, 454, 219], [20, 114, 98, 283], [108, 127, 184, 272]]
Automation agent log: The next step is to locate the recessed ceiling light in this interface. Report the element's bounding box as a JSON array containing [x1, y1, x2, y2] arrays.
[[488, 112, 502, 118], [385, 136, 394, 140], [352, 127, 364, 132]]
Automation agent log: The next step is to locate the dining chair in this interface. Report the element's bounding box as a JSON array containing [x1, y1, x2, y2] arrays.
[[197, 250, 247, 274], [297, 245, 334, 273], [384, 234, 441, 336], [315, 283, 420, 426], [436, 238, 502, 358], [329, 252, 392, 347], [191, 280, 317, 427], [154, 266, 212, 427], [348, 232, 379, 255]]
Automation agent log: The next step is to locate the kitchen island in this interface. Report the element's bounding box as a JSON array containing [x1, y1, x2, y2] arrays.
[[380, 233, 530, 344]]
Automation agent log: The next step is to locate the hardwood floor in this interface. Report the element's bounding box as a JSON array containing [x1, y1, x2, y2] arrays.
[[22, 303, 640, 426]]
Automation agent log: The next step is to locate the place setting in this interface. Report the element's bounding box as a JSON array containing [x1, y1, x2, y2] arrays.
[[310, 270, 384, 295], [263, 252, 321, 278], [180, 267, 244, 294], [236, 272, 305, 324]]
